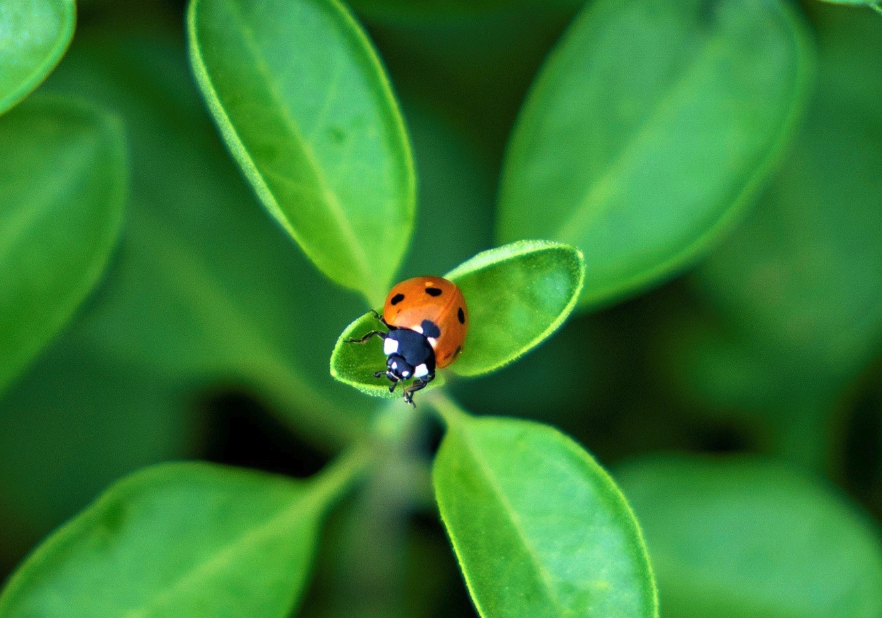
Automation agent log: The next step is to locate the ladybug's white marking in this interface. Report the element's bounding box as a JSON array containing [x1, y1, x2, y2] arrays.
[[414, 363, 429, 378], [427, 337, 438, 347], [413, 324, 424, 334], [384, 338, 399, 355]]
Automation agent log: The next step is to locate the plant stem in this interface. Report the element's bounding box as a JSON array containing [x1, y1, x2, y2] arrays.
[[424, 389, 470, 428], [310, 440, 375, 508]]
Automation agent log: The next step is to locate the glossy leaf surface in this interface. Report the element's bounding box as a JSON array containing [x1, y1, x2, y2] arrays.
[[0, 458, 361, 618], [433, 408, 657, 618], [331, 241, 584, 397], [0, 0, 75, 115], [0, 95, 126, 395], [617, 456, 882, 618], [189, 0, 415, 304], [498, 0, 813, 308]]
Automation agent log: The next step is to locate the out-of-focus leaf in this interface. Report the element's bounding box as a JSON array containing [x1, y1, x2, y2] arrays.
[[0, 5, 379, 560], [432, 402, 657, 618], [0, 95, 126, 395], [38, 7, 375, 445], [0, 0, 75, 115], [816, 0, 882, 14], [0, 451, 368, 618], [617, 455, 882, 618], [189, 0, 414, 305], [348, 0, 580, 22], [0, 345, 199, 562], [658, 6, 882, 465], [330, 241, 584, 398], [690, 5, 882, 391], [498, 0, 813, 309]]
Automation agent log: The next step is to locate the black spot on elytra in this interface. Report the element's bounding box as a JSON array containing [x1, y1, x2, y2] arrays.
[[457, 307, 465, 324], [391, 293, 405, 305], [421, 320, 441, 338], [425, 287, 442, 297]]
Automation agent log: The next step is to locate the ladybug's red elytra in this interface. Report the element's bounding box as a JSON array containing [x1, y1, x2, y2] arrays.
[[346, 276, 468, 406]]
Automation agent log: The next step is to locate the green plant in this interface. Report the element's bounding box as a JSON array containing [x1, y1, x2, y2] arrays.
[[1, 0, 882, 617]]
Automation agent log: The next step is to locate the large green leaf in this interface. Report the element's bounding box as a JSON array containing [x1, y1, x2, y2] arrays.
[[0, 94, 126, 395], [330, 241, 584, 398], [0, 0, 75, 115], [189, 0, 415, 305], [498, 0, 813, 309], [617, 455, 882, 618], [432, 401, 657, 618], [0, 449, 369, 618]]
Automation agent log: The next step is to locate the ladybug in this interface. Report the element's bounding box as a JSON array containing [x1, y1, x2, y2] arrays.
[[346, 276, 468, 406]]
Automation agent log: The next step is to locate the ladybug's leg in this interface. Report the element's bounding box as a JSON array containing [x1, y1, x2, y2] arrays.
[[368, 309, 394, 330], [373, 370, 399, 391], [402, 372, 434, 407], [345, 330, 386, 344]]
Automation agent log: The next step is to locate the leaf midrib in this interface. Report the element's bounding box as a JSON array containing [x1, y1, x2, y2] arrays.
[[551, 31, 727, 245], [454, 425, 568, 617], [216, 0, 376, 292]]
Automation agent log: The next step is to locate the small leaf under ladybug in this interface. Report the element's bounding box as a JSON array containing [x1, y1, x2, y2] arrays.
[[331, 312, 448, 400], [330, 240, 585, 399]]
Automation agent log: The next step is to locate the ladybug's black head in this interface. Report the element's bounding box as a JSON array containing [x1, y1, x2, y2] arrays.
[[385, 354, 414, 382]]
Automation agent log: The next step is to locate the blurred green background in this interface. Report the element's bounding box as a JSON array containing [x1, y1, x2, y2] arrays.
[[1, 0, 881, 616]]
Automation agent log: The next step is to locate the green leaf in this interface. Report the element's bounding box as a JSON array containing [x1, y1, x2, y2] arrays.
[[656, 5, 882, 466], [616, 455, 882, 618], [0, 339, 202, 562], [0, 450, 369, 618], [0, 94, 126, 395], [330, 241, 585, 398], [497, 0, 814, 309], [444, 241, 585, 376], [188, 0, 415, 305], [432, 401, 658, 618], [28, 7, 376, 451], [0, 0, 75, 115], [689, 3, 882, 396], [816, 0, 882, 13]]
